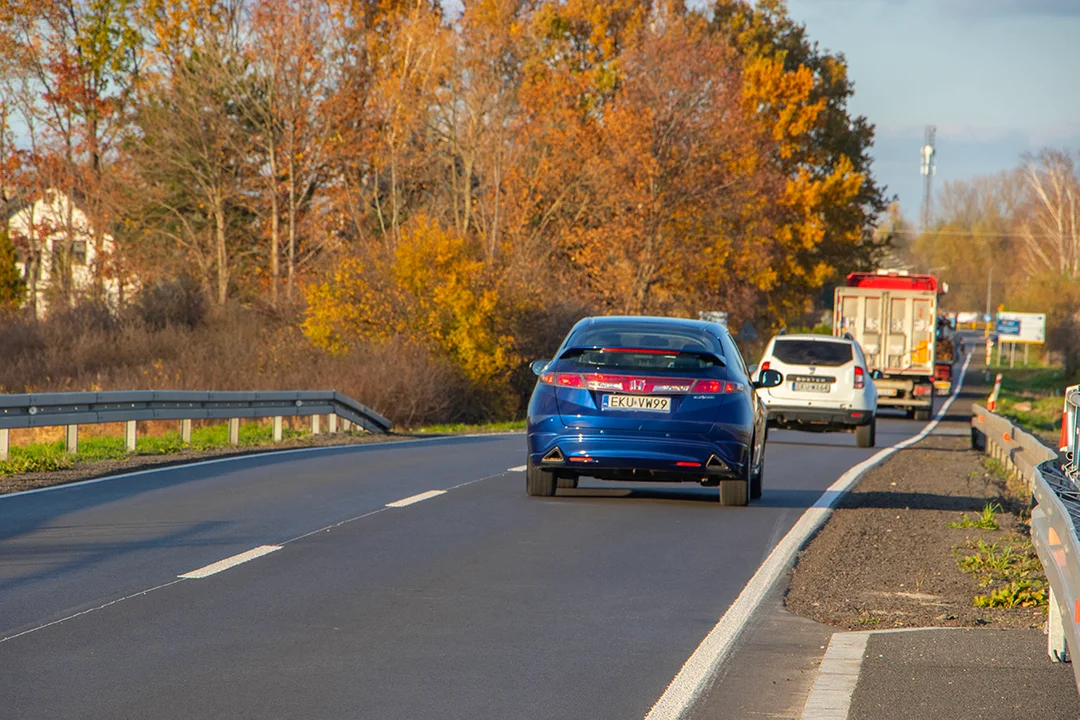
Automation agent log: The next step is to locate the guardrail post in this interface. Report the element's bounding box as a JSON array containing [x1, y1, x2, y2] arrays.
[[66, 425, 78, 454], [273, 416, 283, 443], [181, 419, 192, 444], [342, 419, 352, 433], [228, 418, 240, 446], [0, 428, 8, 461], [125, 421, 137, 452], [311, 414, 321, 435], [1048, 587, 1069, 662], [328, 414, 338, 434]]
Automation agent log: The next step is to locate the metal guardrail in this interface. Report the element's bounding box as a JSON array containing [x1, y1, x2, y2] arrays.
[[971, 402, 1080, 690], [0, 390, 392, 460]]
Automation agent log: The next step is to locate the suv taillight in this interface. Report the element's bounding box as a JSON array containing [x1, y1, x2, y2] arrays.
[[854, 366, 865, 389]]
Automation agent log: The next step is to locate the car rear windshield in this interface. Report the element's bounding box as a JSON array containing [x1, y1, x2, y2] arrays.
[[563, 327, 722, 370], [771, 339, 852, 367]]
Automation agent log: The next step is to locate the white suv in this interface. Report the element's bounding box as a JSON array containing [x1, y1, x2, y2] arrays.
[[755, 333, 879, 447]]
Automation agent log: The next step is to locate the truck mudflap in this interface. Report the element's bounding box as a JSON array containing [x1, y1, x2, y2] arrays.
[[873, 377, 935, 409]]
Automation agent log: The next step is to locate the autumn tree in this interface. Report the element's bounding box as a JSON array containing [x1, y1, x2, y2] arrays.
[[712, 0, 888, 323], [0, 0, 141, 305], [245, 0, 329, 305], [131, 0, 257, 304]]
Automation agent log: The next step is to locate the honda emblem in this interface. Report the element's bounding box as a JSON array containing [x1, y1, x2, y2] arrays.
[[630, 379, 647, 391]]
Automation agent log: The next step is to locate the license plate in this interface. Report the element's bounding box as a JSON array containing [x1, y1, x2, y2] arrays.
[[602, 394, 671, 412], [878, 388, 898, 396], [793, 382, 830, 393], [934, 381, 951, 390]]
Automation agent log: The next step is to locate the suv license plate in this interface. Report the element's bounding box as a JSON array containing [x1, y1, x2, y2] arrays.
[[602, 395, 671, 412], [793, 382, 830, 393]]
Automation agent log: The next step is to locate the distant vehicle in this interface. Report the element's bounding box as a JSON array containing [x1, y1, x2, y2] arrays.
[[756, 333, 880, 448], [525, 316, 783, 506], [834, 270, 942, 421]]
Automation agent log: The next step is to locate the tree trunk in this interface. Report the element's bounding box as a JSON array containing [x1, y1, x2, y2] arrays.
[[214, 198, 229, 305], [268, 140, 280, 308]]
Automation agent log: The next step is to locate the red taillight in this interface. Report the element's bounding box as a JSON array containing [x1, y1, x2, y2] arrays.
[[675, 461, 701, 468], [540, 372, 585, 388], [691, 379, 745, 394], [854, 366, 865, 389]]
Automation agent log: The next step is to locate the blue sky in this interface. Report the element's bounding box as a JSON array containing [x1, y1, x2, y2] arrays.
[[785, 0, 1080, 218]]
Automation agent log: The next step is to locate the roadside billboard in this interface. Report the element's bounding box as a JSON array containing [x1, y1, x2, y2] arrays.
[[995, 312, 1046, 344]]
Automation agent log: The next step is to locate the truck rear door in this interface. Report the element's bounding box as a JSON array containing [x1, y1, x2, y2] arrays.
[[834, 288, 936, 375]]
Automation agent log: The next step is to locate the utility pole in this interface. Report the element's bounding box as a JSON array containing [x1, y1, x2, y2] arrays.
[[920, 125, 937, 232]]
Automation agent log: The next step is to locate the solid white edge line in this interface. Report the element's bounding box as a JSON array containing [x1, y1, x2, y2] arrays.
[[0, 431, 524, 500], [508, 465, 527, 472], [643, 353, 972, 720], [799, 632, 870, 719], [178, 545, 282, 579], [386, 489, 447, 508]]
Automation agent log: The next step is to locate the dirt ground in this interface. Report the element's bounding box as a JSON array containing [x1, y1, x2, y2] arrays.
[[785, 416, 1047, 631]]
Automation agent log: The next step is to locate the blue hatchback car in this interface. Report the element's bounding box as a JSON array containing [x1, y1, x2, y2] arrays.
[[525, 316, 784, 505]]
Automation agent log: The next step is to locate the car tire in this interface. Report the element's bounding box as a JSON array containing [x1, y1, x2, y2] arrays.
[[719, 479, 749, 506], [856, 417, 876, 448], [556, 475, 578, 490], [722, 446, 753, 507], [526, 460, 557, 497], [914, 408, 931, 422], [750, 430, 766, 499]]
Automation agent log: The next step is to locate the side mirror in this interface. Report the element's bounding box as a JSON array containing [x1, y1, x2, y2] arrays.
[[754, 368, 784, 389], [530, 359, 550, 376], [870, 369, 884, 380]]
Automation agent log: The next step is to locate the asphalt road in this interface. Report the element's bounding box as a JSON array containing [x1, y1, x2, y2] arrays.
[[0, 416, 928, 719]]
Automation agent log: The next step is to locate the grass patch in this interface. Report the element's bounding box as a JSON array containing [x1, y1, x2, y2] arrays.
[[954, 536, 1048, 608], [408, 420, 526, 434], [948, 502, 1003, 530], [0, 421, 309, 476], [983, 366, 1078, 443]]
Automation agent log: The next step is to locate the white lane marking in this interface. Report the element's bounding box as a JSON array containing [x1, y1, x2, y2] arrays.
[[178, 545, 282, 579], [799, 633, 870, 720], [507, 465, 527, 472], [644, 353, 972, 720], [386, 490, 447, 508], [0, 432, 523, 500]]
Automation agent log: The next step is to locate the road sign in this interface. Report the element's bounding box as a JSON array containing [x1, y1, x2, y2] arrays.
[[995, 312, 1046, 344]]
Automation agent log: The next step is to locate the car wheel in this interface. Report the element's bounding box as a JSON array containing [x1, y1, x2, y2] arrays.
[[856, 417, 876, 448], [721, 445, 752, 507], [750, 430, 766, 499], [904, 408, 915, 419], [914, 408, 931, 422], [719, 478, 749, 506], [556, 475, 578, 490], [526, 459, 557, 497]]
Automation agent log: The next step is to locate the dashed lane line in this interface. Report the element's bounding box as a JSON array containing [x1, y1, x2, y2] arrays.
[[178, 545, 283, 579], [386, 490, 447, 508]]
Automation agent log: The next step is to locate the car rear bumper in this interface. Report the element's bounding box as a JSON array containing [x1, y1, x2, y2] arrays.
[[526, 430, 749, 481], [766, 406, 872, 430]]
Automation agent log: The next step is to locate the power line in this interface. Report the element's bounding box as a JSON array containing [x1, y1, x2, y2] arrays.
[[888, 227, 1071, 240]]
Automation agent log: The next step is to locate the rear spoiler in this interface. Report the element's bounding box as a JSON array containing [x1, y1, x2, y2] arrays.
[[557, 346, 726, 366]]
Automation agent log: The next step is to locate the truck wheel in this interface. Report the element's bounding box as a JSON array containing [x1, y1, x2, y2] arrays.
[[914, 408, 931, 422], [856, 417, 876, 448], [526, 460, 557, 497]]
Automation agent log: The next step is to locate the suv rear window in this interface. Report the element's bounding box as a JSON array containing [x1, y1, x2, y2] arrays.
[[771, 339, 852, 367]]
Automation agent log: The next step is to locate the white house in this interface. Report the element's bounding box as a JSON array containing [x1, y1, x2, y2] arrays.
[[6, 189, 132, 317]]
